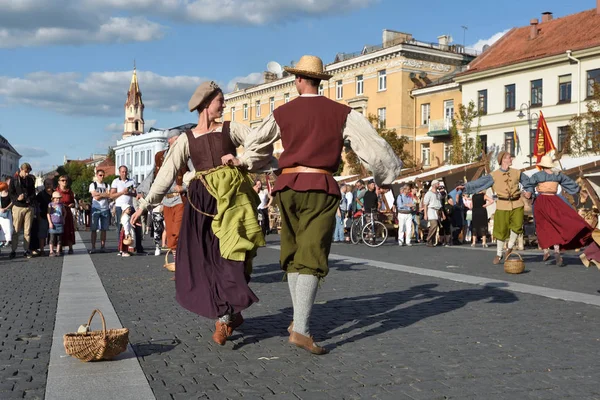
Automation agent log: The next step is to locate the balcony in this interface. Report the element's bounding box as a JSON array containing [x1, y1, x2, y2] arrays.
[[427, 118, 452, 137]]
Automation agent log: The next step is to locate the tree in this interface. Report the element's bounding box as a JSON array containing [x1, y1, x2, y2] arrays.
[[55, 162, 95, 201], [107, 147, 116, 163], [567, 83, 600, 156], [344, 114, 413, 176], [449, 101, 483, 164]]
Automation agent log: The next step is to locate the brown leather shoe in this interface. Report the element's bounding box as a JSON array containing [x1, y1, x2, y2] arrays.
[[542, 252, 551, 262], [212, 321, 231, 346], [493, 255, 503, 265], [289, 331, 328, 355]]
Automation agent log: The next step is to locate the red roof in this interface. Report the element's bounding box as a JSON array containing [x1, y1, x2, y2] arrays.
[[463, 8, 600, 75]]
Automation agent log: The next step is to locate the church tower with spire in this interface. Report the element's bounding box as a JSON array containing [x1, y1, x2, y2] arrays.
[[122, 63, 145, 139]]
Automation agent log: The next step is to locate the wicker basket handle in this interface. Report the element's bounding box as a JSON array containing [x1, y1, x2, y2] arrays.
[[86, 309, 107, 341], [164, 248, 172, 264], [506, 253, 523, 261]]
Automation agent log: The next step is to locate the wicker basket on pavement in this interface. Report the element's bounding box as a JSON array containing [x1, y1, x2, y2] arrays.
[[164, 249, 176, 272], [63, 309, 129, 362], [504, 253, 525, 274]]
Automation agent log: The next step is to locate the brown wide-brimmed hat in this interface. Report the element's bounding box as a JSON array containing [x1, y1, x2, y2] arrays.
[[537, 155, 555, 169], [284, 55, 333, 80], [188, 81, 221, 112]]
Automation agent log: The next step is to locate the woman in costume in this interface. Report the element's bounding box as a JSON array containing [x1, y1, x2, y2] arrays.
[[524, 155, 600, 268], [56, 175, 76, 254], [131, 81, 265, 345]]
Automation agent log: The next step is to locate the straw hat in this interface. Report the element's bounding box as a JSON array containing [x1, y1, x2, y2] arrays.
[[497, 150, 512, 165], [537, 155, 555, 169], [188, 81, 221, 112], [52, 191, 61, 199], [284, 55, 333, 80]]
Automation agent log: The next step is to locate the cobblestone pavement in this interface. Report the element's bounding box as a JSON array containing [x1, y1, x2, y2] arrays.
[[0, 248, 63, 400], [3, 231, 600, 400]]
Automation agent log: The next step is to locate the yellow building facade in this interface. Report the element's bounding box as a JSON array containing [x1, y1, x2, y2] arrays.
[[411, 81, 463, 168], [224, 30, 476, 168]]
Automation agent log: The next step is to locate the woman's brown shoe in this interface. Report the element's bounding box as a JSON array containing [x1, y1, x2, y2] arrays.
[[212, 321, 231, 345], [289, 331, 328, 355]]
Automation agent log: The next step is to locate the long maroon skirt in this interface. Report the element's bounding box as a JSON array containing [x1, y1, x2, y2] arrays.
[[175, 180, 258, 319], [534, 194, 593, 250], [62, 207, 76, 247]]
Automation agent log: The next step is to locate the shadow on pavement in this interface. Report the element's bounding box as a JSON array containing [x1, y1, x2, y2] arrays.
[[132, 338, 181, 357], [233, 282, 518, 352]]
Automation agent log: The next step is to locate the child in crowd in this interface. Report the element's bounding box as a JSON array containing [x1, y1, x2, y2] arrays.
[[119, 206, 135, 257], [47, 191, 65, 257]]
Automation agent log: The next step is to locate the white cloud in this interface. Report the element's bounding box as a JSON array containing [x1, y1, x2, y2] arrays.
[[0, 70, 207, 116], [470, 29, 510, 52], [226, 72, 264, 92], [104, 122, 123, 132], [0, 0, 376, 46], [13, 145, 49, 158]]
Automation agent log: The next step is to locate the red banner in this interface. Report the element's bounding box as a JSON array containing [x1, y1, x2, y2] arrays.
[[534, 111, 556, 163]]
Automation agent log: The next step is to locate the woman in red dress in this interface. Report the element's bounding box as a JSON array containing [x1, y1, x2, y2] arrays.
[[56, 175, 76, 254], [525, 156, 600, 268]]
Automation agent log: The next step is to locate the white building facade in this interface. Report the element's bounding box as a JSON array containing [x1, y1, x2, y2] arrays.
[[456, 7, 600, 169], [0, 135, 21, 179], [114, 130, 168, 184]]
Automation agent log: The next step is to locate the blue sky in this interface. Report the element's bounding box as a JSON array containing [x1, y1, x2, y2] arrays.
[[0, 0, 591, 173]]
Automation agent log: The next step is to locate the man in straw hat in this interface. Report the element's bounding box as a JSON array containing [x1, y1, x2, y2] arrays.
[[222, 54, 403, 354], [458, 151, 531, 264], [524, 155, 600, 268]]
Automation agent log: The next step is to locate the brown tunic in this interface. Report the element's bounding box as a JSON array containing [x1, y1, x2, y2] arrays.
[[272, 97, 351, 197], [185, 121, 236, 171]]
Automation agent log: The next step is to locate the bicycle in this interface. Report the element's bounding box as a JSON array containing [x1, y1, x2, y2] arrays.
[[350, 209, 388, 247]]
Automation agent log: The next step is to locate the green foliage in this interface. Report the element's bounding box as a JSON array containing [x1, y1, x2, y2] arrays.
[[55, 162, 96, 201], [449, 101, 483, 164], [567, 83, 600, 156], [107, 147, 116, 163]]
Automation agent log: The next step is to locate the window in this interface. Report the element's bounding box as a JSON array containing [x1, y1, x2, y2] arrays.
[[146, 150, 151, 165], [243, 104, 248, 119], [587, 68, 600, 98], [421, 143, 430, 166], [558, 126, 570, 153], [529, 129, 536, 157], [336, 80, 343, 99], [318, 85, 323, 95], [477, 89, 488, 114], [558, 75, 572, 103], [421, 103, 430, 125], [134, 152, 139, 167], [255, 100, 261, 117], [269, 97, 275, 113], [378, 70, 387, 91], [531, 79, 543, 106], [231, 107, 235, 121], [140, 150, 145, 166], [284, 93, 290, 103], [504, 84, 516, 111], [504, 132, 515, 156], [480, 135, 488, 156], [444, 100, 454, 122], [444, 143, 452, 163], [356, 75, 364, 95], [586, 123, 595, 150], [377, 107, 386, 128], [126, 153, 130, 167]]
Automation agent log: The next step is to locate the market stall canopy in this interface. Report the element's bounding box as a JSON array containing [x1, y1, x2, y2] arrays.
[[334, 175, 360, 182], [522, 155, 600, 177], [392, 160, 488, 187]]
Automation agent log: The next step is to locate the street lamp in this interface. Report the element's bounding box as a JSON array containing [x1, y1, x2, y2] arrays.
[[517, 101, 539, 166]]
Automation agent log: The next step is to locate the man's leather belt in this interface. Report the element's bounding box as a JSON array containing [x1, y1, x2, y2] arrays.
[[281, 166, 332, 175], [165, 193, 181, 199], [398, 210, 412, 214], [497, 194, 521, 201]]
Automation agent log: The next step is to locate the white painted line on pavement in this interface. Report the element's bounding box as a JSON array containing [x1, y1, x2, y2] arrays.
[[267, 245, 600, 307], [46, 232, 155, 400]]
